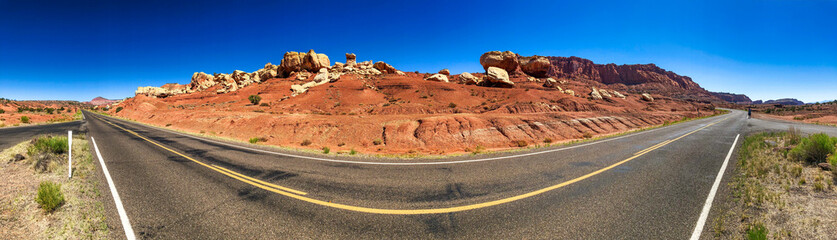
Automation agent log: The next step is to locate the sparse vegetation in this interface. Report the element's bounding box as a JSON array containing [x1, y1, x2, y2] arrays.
[[372, 138, 383, 145], [259, 103, 269, 107], [582, 132, 593, 139], [788, 133, 836, 164], [35, 181, 65, 213], [746, 222, 767, 240], [322, 147, 330, 154], [543, 138, 553, 144], [514, 140, 528, 147], [21, 115, 30, 123], [301, 139, 312, 146], [249, 137, 267, 144], [28, 135, 69, 155], [448, 102, 457, 108], [349, 149, 357, 155], [115, 106, 123, 113], [248, 95, 262, 105], [713, 131, 836, 239]]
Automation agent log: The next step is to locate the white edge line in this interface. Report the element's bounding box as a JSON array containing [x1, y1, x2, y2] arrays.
[[95, 112, 727, 166], [689, 133, 740, 240], [91, 137, 137, 240]]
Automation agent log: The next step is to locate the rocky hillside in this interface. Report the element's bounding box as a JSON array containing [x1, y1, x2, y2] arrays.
[[710, 92, 752, 104], [85, 97, 119, 106], [116, 49, 720, 155]]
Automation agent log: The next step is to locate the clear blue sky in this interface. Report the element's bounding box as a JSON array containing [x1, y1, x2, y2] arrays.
[[1, 0, 835, 102]]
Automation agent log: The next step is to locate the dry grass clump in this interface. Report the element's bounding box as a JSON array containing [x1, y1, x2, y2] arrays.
[[713, 131, 836, 239]]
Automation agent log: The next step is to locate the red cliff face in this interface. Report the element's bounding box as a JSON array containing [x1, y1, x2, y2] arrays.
[[544, 56, 713, 101]]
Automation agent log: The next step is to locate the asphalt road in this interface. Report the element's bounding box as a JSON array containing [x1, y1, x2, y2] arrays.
[[76, 110, 836, 239], [0, 120, 85, 150]]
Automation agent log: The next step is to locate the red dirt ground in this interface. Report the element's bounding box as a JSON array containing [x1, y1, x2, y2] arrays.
[[0, 101, 81, 127], [110, 71, 717, 155]]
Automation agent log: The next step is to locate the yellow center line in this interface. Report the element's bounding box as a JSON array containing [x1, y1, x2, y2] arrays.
[[92, 113, 729, 215], [96, 117, 308, 196]]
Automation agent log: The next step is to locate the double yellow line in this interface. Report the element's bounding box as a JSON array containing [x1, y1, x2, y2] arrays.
[[93, 114, 728, 215]]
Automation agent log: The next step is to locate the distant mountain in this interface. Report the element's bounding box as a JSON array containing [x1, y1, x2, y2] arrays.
[[709, 92, 752, 103], [86, 96, 119, 106], [762, 98, 804, 106]]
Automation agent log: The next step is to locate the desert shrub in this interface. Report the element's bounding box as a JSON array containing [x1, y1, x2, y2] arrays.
[[582, 132, 593, 139], [372, 138, 383, 145], [322, 147, 330, 154], [514, 140, 528, 147], [35, 181, 65, 213], [448, 102, 457, 108], [115, 106, 123, 113], [28, 136, 69, 155], [788, 133, 836, 164], [301, 139, 312, 146], [259, 103, 269, 107], [349, 149, 357, 155], [543, 138, 553, 143], [248, 95, 262, 105], [20, 116, 30, 123], [0, 109, 4, 113], [249, 137, 266, 144], [45, 108, 54, 114], [471, 145, 486, 154], [745, 222, 767, 240], [337, 142, 346, 147]]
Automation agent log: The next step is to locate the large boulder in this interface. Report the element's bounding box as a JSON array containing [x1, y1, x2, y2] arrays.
[[612, 90, 626, 99], [255, 63, 278, 82], [424, 74, 449, 82], [439, 69, 450, 75], [373, 61, 397, 73], [543, 78, 558, 88], [280, 51, 305, 75], [520, 56, 551, 77], [458, 72, 481, 85], [215, 73, 236, 93], [641, 93, 654, 102], [480, 51, 519, 73], [590, 87, 603, 100], [346, 53, 357, 66], [484, 67, 514, 88], [302, 49, 330, 72], [231, 70, 252, 85], [599, 88, 613, 98], [188, 72, 216, 92]]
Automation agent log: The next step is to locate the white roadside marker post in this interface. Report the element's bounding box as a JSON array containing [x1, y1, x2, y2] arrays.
[[68, 130, 72, 179]]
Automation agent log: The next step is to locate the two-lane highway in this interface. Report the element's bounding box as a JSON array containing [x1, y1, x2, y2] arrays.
[[79, 110, 836, 239], [0, 120, 86, 150]]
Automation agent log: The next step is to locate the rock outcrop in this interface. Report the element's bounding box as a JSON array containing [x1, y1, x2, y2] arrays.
[[590, 87, 603, 100], [480, 51, 519, 73], [458, 72, 481, 85], [280, 50, 330, 76], [136, 83, 186, 98], [484, 67, 514, 88], [346, 53, 357, 66], [519, 56, 551, 77], [373, 61, 397, 73], [439, 69, 450, 75], [424, 74, 449, 82]]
